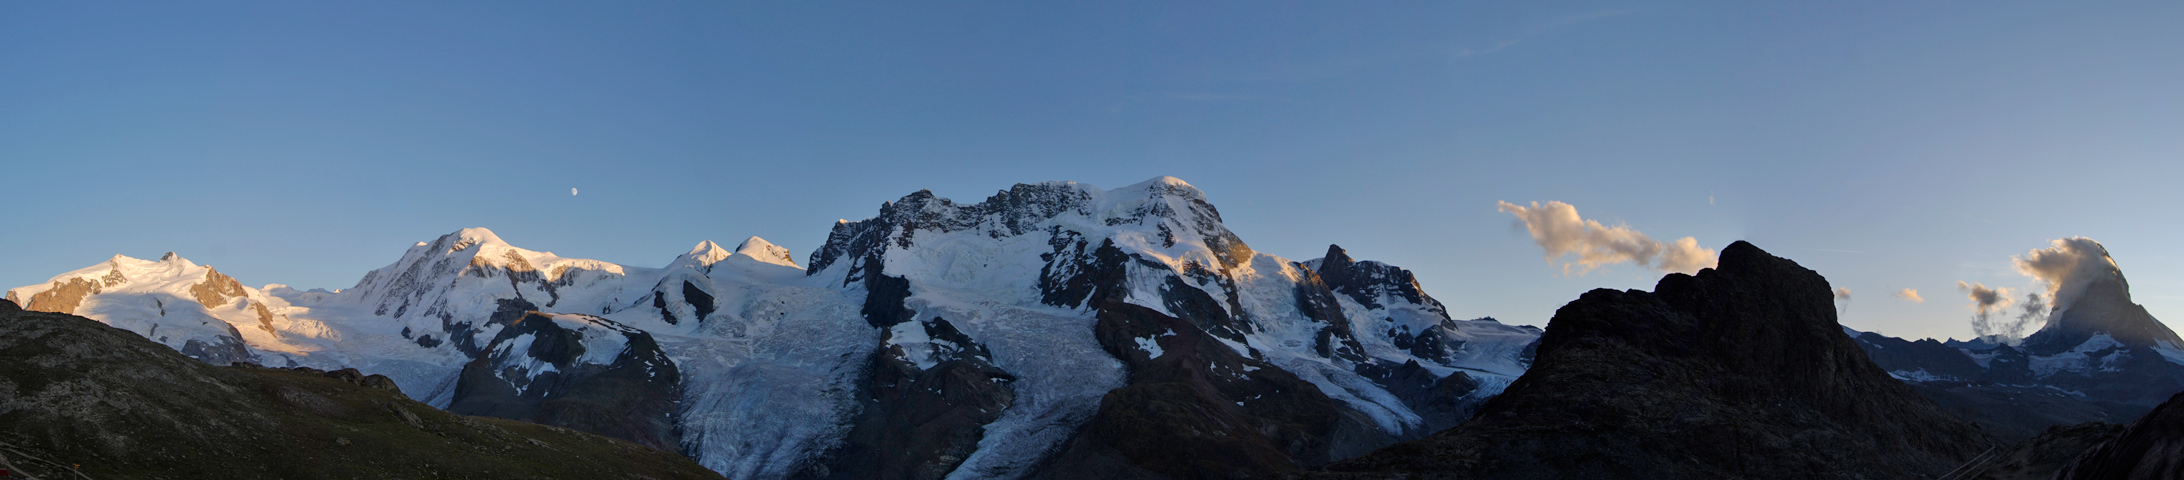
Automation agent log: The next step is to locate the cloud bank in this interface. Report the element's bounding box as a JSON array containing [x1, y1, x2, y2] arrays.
[[2013, 237, 2124, 315], [1496, 200, 1717, 275], [1893, 289, 1924, 303]]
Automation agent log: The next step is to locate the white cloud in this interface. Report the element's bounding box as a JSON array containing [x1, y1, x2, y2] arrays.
[[1496, 200, 1717, 275], [1892, 288, 1924, 303], [2013, 237, 2122, 315]]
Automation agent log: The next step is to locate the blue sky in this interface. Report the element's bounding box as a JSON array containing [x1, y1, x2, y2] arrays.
[[4, 1, 2181, 341]]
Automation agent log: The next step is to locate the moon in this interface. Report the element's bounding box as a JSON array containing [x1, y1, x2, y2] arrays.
[[571, 188, 579, 196]]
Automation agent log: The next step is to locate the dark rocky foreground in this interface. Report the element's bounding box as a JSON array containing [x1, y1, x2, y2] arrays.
[[1312, 241, 1994, 479], [1948, 422, 2123, 480], [0, 300, 722, 480], [2051, 390, 2184, 480]]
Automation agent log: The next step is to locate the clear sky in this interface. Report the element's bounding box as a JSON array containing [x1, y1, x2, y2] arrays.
[[5, 1, 2181, 341]]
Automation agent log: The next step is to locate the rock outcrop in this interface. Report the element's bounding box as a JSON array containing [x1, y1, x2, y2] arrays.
[[448, 312, 683, 452], [1320, 241, 1993, 479], [1030, 299, 1393, 479]]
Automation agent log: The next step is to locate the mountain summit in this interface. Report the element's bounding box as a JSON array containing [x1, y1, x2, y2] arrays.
[[2019, 238, 2183, 354]]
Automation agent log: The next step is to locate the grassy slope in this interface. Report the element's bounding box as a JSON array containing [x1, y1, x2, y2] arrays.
[[0, 303, 723, 480]]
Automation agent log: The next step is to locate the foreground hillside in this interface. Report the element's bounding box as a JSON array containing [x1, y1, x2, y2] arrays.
[[0, 300, 723, 480]]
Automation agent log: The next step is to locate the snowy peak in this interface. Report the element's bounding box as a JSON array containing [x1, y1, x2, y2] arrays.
[[688, 240, 730, 260], [669, 241, 734, 273], [733, 237, 798, 268], [1114, 175, 1206, 202], [344, 228, 631, 327], [807, 176, 1251, 277], [449, 227, 511, 251], [2019, 238, 2183, 352]]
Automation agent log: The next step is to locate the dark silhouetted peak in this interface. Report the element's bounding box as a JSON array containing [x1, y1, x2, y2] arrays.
[[1321, 241, 1990, 479]]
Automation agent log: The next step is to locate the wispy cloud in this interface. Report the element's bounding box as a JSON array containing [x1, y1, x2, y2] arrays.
[[1497, 200, 1716, 275], [1893, 288, 1924, 303]]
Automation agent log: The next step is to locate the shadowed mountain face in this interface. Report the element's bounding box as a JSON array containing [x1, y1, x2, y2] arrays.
[[2054, 390, 2184, 480], [0, 300, 722, 480], [1318, 241, 1993, 479], [449, 312, 683, 452]]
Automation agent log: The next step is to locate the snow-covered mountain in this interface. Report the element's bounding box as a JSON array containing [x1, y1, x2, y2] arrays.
[[1844, 238, 2184, 439], [5, 176, 1539, 479]]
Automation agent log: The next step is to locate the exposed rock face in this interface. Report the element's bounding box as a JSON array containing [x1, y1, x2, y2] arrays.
[[448, 312, 683, 452], [189, 266, 248, 308], [1034, 299, 1394, 479], [0, 303, 721, 479], [1305, 244, 1533, 433], [179, 324, 257, 366], [809, 318, 1017, 480], [1352, 360, 1482, 432], [24, 277, 101, 314], [1312, 245, 1442, 315], [1321, 241, 1992, 479], [2054, 391, 2184, 480]]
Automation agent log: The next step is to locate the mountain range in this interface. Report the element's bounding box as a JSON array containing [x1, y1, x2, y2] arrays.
[[5, 177, 1540, 479], [14, 176, 2184, 479]]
